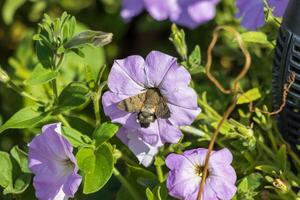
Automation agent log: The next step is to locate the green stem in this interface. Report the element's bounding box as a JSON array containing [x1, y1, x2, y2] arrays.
[[51, 79, 58, 105], [7, 81, 44, 105], [155, 164, 164, 183], [57, 114, 71, 127], [113, 167, 142, 200], [92, 93, 101, 126]]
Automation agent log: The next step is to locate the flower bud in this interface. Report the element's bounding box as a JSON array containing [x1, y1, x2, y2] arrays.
[[0, 67, 10, 84], [64, 30, 113, 49]]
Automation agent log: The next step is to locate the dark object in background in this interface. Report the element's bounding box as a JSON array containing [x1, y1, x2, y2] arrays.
[[273, 0, 300, 153]]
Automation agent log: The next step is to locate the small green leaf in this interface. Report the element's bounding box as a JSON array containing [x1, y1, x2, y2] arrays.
[[56, 82, 90, 112], [146, 188, 155, 200], [93, 122, 119, 147], [255, 165, 279, 174], [80, 144, 113, 194], [237, 88, 261, 105], [241, 32, 271, 46], [61, 126, 91, 147], [0, 106, 50, 134], [24, 64, 59, 85], [0, 152, 13, 188], [3, 174, 31, 195], [10, 146, 30, 173], [188, 45, 201, 67], [36, 40, 53, 69], [277, 145, 287, 171]]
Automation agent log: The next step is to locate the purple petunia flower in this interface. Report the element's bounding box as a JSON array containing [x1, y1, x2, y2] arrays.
[[236, 0, 289, 30], [166, 148, 237, 200], [102, 51, 200, 165], [121, 0, 220, 29], [28, 123, 82, 200]]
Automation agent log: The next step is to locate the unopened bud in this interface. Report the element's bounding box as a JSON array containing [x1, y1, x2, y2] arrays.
[[0, 67, 10, 83], [273, 179, 288, 193], [64, 30, 113, 49]]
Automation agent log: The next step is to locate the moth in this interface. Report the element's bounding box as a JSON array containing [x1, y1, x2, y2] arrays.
[[117, 88, 171, 128]]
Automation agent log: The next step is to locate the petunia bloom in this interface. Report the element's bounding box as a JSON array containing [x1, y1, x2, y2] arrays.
[[102, 51, 200, 147], [28, 123, 82, 200], [166, 148, 237, 200], [236, 0, 289, 30], [121, 0, 220, 29]]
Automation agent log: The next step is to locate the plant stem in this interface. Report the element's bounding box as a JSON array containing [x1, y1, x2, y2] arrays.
[[57, 114, 71, 127], [51, 79, 58, 105], [155, 164, 164, 183], [92, 93, 101, 126], [7, 81, 44, 105], [113, 167, 142, 200]]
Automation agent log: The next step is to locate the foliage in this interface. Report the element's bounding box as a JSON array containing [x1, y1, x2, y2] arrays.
[[0, 0, 299, 200]]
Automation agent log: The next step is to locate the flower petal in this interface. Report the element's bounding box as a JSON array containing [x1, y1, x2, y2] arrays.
[[208, 176, 237, 200], [210, 148, 233, 165], [161, 86, 199, 109], [187, 1, 217, 24], [144, 0, 170, 20], [117, 127, 159, 167], [167, 103, 201, 126], [102, 91, 139, 129], [121, 0, 144, 20], [157, 119, 182, 144], [62, 172, 82, 197], [108, 57, 145, 95], [268, 0, 288, 17], [145, 51, 177, 87]]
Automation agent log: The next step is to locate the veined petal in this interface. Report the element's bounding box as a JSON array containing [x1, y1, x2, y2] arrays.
[[268, 0, 288, 17], [108, 57, 145, 95], [145, 51, 177, 87]]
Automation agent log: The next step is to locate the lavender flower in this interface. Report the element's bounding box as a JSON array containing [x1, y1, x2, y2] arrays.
[[28, 123, 82, 200], [102, 51, 200, 152], [121, 0, 220, 29], [236, 0, 288, 30], [166, 148, 237, 200]]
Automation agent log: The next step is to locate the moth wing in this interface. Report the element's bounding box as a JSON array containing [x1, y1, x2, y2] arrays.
[[117, 92, 146, 113], [155, 97, 170, 119]]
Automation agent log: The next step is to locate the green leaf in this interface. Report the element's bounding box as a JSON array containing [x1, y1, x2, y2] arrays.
[[56, 82, 90, 112], [0, 152, 13, 188], [277, 145, 287, 171], [0, 106, 50, 134], [241, 32, 271, 46], [188, 45, 201, 67], [78, 144, 113, 194], [93, 122, 119, 147], [36, 40, 53, 69], [61, 126, 92, 147], [3, 174, 31, 195], [255, 165, 279, 174], [237, 88, 261, 105], [76, 148, 96, 174], [10, 146, 30, 173], [146, 188, 155, 200], [2, 0, 26, 25], [24, 64, 59, 85]]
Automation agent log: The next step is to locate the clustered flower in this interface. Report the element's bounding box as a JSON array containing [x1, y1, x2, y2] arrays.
[[28, 123, 82, 200], [102, 50, 201, 166], [236, 0, 288, 30], [121, 0, 220, 29]]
